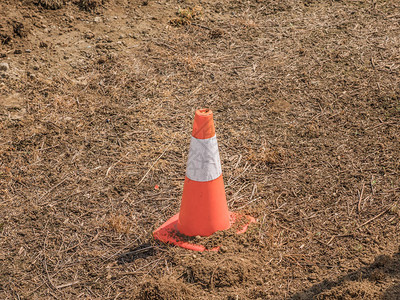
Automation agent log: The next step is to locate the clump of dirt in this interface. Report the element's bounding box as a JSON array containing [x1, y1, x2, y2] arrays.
[[0, 19, 29, 45], [315, 280, 380, 299], [170, 215, 258, 250], [182, 256, 253, 289], [138, 277, 196, 300], [11, 20, 28, 38], [0, 31, 11, 45]]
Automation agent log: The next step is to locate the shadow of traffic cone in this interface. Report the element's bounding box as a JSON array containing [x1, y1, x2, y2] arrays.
[[153, 109, 255, 251]]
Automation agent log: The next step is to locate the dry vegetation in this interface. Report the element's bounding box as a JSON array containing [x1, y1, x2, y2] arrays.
[[0, 0, 399, 299], [35, 0, 65, 10]]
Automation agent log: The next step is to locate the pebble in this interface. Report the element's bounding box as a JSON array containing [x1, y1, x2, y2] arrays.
[[84, 32, 95, 39], [98, 56, 107, 64], [0, 62, 9, 71], [27, 72, 36, 80]]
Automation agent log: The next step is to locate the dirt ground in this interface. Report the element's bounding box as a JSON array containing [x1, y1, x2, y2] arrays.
[[0, 0, 399, 299]]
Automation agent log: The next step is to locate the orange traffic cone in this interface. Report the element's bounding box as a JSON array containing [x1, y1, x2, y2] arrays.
[[153, 109, 255, 251]]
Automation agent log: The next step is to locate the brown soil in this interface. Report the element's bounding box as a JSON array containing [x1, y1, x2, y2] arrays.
[[1, 0, 399, 299]]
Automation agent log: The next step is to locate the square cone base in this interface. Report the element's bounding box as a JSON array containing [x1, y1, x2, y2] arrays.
[[153, 212, 256, 251]]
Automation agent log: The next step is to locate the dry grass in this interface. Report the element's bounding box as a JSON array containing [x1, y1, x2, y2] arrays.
[[170, 6, 203, 26], [33, 0, 107, 10], [105, 214, 132, 234], [76, 0, 106, 11], [35, 0, 65, 10], [0, 0, 399, 298]]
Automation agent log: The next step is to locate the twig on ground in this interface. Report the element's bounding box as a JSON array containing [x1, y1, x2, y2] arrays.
[[357, 182, 365, 213], [191, 23, 211, 30], [118, 257, 164, 276], [250, 183, 257, 201], [356, 205, 393, 230], [327, 234, 354, 245], [37, 176, 69, 203], [236, 197, 261, 210], [55, 281, 80, 289], [137, 137, 175, 186], [106, 152, 131, 177]]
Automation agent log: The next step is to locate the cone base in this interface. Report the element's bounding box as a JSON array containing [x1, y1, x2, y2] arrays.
[[153, 212, 256, 252]]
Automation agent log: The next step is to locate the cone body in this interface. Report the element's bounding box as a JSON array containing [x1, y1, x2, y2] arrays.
[[176, 109, 230, 236], [153, 109, 256, 251]]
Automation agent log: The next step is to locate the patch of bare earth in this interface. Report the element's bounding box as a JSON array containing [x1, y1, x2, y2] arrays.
[[0, 0, 399, 299]]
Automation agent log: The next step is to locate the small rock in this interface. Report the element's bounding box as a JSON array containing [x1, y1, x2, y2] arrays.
[[84, 31, 95, 39], [0, 62, 9, 71], [0, 93, 27, 120], [94, 17, 102, 23], [27, 72, 36, 80], [25, 49, 31, 53], [98, 56, 107, 64], [14, 49, 22, 54], [72, 76, 88, 86], [107, 53, 117, 60]]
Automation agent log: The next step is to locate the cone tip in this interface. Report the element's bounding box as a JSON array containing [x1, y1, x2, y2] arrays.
[[192, 108, 215, 139], [196, 108, 212, 117]]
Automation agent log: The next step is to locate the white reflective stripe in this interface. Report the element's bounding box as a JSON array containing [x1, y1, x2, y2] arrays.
[[186, 135, 222, 182]]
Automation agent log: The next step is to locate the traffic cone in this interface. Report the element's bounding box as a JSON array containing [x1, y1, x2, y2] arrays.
[[153, 109, 255, 251]]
